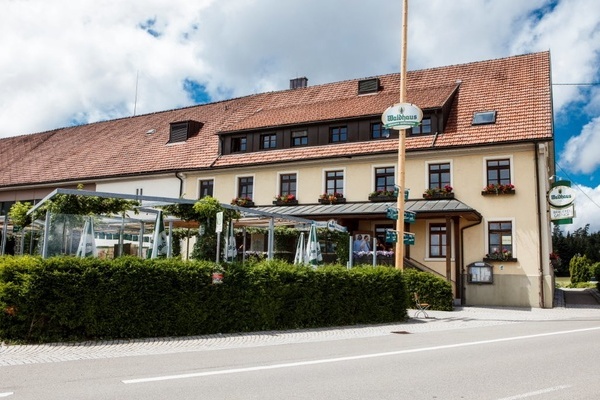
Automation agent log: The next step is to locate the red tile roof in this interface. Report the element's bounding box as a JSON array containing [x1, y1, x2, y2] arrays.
[[0, 51, 552, 188]]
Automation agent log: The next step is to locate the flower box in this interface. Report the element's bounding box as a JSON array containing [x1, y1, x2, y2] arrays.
[[318, 197, 346, 205], [482, 184, 516, 196], [368, 195, 397, 202], [481, 189, 516, 196], [423, 192, 455, 199], [231, 198, 255, 207], [483, 257, 518, 263], [273, 199, 298, 206]]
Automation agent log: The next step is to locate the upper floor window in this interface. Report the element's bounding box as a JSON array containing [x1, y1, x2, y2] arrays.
[[329, 126, 348, 143], [199, 179, 214, 199], [238, 176, 253, 199], [428, 163, 451, 189], [279, 173, 297, 197], [429, 223, 447, 258], [232, 136, 247, 152], [411, 117, 432, 135], [260, 134, 277, 150], [325, 170, 344, 195], [487, 159, 511, 186], [291, 130, 308, 147], [375, 166, 395, 192], [371, 123, 390, 139], [488, 221, 513, 258]]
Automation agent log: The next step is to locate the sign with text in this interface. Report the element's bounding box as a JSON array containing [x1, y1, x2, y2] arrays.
[[382, 103, 423, 130]]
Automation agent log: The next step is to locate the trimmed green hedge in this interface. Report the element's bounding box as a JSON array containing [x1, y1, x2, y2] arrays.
[[402, 268, 454, 311], [0, 257, 421, 343]]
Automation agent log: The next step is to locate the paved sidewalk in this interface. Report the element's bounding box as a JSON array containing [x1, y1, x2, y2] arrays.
[[2, 296, 599, 367]]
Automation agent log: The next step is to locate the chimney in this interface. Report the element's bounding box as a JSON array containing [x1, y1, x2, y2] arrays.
[[290, 77, 308, 89]]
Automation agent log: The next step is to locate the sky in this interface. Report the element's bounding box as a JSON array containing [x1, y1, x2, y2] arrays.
[[1, 0, 600, 232]]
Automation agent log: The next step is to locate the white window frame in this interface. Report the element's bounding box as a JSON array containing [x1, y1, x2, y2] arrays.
[[197, 177, 216, 199], [322, 167, 346, 196], [424, 219, 455, 262], [484, 217, 517, 258], [482, 155, 514, 187], [424, 159, 453, 191], [235, 174, 256, 199], [276, 171, 299, 198]]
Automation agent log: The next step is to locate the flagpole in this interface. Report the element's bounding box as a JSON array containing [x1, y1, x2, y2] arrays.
[[395, 0, 408, 270]]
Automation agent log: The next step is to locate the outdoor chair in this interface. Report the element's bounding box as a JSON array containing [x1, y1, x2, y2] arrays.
[[413, 293, 430, 318]]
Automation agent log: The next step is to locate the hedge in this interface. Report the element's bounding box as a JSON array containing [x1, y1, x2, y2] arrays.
[[402, 268, 454, 311], [0, 256, 438, 343]]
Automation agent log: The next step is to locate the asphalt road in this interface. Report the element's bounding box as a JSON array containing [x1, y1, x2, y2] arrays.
[[2, 300, 600, 400]]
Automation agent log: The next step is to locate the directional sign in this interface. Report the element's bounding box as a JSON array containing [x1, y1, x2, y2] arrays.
[[393, 187, 410, 201], [386, 207, 398, 220], [404, 211, 416, 224], [385, 230, 398, 243], [403, 232, 415, 246]]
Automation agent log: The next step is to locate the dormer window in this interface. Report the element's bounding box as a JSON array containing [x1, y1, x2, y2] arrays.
[[231, 136, 247, 152], [411, 117, 432, 135], [472, 111, 497, 125], [168, 120, 203, 143], [358, 78, 379, 95]]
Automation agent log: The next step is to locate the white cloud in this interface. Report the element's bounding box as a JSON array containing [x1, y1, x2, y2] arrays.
[[569, 183, 600, 233], [2, 0, 600, 228], [559, 117, 600, 175]]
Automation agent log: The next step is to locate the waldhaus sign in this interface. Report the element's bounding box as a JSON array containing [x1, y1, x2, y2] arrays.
[[382, 103, 423, 130], [548, 180, 576, 225]]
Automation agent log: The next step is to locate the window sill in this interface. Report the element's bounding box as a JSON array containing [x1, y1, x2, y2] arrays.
[[481, 190, 516, 196], [422, 193, 454, 200], [272, 200, 298, 206], [368, 195, 397, 202], [318, 197, 346, 205], [483, 257, 518, 263]]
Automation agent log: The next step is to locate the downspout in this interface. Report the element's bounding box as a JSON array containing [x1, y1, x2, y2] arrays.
[[534, 142, 545, 308], [175, 172, 185, 197], [460, 218, 482, 306]]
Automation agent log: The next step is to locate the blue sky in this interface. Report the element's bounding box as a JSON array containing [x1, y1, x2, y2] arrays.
[[1, 0, 599, 231]]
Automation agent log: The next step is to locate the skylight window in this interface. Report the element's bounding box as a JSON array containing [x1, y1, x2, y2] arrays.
[[472, 111, 497, 125]]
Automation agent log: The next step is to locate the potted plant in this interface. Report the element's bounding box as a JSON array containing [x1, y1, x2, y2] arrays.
[[318, 192, 346, 204], [482, 183, 515, 195], [423, 185, 454, 199], [231, 196, 254, 207], [368, 190, 397, 202], [273, 194, 298, 206]]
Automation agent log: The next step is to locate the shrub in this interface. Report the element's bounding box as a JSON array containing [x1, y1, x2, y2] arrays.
[[569, 254, 593, 284], [0, 256, 414, 343], [402, 268, 454, 311]]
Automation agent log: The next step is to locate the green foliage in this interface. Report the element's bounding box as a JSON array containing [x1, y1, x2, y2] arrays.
[[569, 254, 593, 284], [0, 256, 420, 343], [552, 224, 600, 276], [8, 201, 33, 228], [402, 268, 454, 311]]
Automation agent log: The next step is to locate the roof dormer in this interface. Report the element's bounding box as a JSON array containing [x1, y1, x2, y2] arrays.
[[168, 120, 203, 143]]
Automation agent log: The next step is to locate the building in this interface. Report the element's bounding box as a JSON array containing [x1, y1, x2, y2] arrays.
[[0, 51, 555, 307]]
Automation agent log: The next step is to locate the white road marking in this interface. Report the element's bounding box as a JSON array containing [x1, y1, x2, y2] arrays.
[[122, 326, 600, 384], [497, 385, 571, 399], [0, 393, 14, 398]]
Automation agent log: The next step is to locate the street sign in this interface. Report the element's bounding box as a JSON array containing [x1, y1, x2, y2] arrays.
[[403, 232, 415, 245], [385, 230, 398, 243], [393, 186, 410, 200], [386, 207, 398, 220], [404, 210, 416, 224]]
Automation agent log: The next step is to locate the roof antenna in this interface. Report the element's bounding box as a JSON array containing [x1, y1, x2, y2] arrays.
[[133, 70, 139, 116]]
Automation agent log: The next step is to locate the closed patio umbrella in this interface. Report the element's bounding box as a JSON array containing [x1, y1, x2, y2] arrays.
[[294, 232, 305, 265], [151, 210, 168, 258], [306, 224, 322, 267], [76, 216, 97, 258]]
